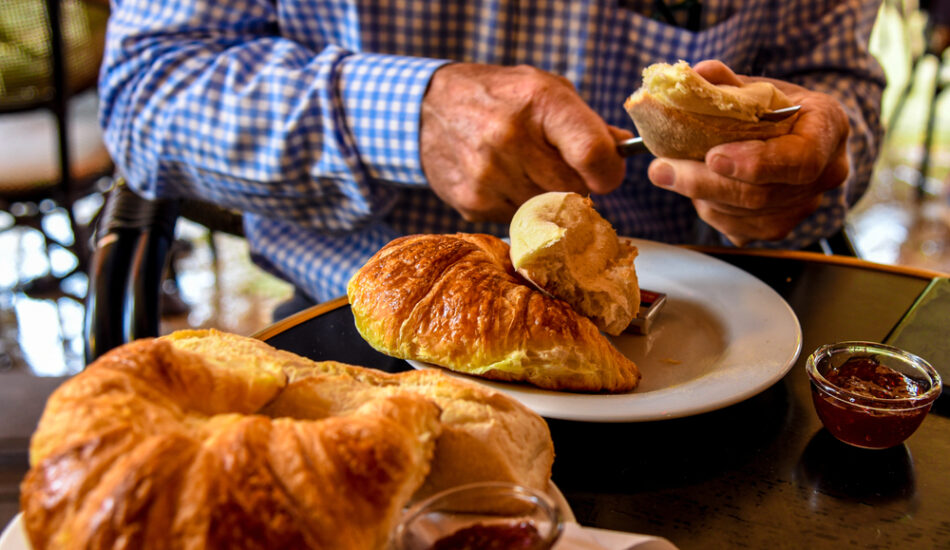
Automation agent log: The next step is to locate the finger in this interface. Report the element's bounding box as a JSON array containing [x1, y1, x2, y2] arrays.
[[608, 125, 635, 141], [500, 159, 570, 205], [692, 193, 823, 245], [487, 130, 588, 202], [508, 131, 591, 196], [474, 152, 551, 215], [426, 149, 523, 223], [648, 158, 812, 210], [705, 95, 850, 185], [692, 60, 744, 86], [521, 153, 589, 195], [538, 93, 627, 195], [452, 180, 519, 223], [812, 136, 851, 194]]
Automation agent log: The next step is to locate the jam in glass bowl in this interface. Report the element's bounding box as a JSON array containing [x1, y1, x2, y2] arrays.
[[391, 482, 563, 550], [805, 341, 942, 449]]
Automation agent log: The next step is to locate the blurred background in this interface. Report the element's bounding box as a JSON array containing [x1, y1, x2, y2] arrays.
[[0, 0, 948, 377]]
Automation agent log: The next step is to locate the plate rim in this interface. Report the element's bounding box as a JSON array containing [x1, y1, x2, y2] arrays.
[[408, 237, 803, 422], [0, 514, 27, 550]]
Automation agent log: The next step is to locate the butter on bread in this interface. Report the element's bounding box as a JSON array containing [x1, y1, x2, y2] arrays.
[[624, 60, 797, 159], [510, 192, 640, 336], [20, 329, 554, 550], [347, 233, 640, 393]]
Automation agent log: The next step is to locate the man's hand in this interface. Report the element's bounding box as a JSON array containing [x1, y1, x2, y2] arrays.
[[646, 60, 851, 246], [420, 63, 630, 223]]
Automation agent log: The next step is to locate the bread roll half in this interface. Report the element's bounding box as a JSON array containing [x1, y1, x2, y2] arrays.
[[624, 61, 798, 159], [510, 192, 639, 336]]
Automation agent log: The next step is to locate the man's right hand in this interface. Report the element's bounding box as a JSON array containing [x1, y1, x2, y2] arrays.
[[420, 63, 629, 223]]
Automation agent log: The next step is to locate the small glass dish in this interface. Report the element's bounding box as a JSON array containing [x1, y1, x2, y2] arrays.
[[391, 482, 563, 550], [805, 341, 942, 449]]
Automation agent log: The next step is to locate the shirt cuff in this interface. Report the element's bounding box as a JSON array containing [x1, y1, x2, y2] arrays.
[[338, 53, 451, 186]]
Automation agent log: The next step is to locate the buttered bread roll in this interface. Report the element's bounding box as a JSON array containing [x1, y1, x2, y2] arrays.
[[624, 60, 797, 159], [348, 233, 640, 392], [510, 192, 639, 336], [20, 329, 554, 550]]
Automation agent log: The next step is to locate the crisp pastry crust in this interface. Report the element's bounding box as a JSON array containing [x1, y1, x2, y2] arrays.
[[20, 329, 554, 550], [347, 233, 641, 393], [624, 92, 796, 160]]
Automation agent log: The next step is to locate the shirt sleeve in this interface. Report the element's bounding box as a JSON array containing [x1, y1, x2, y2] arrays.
[[98, 0, 449, 232], [741, 0, 886, 249]]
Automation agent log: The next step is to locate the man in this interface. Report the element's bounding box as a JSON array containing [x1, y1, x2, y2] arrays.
[[99, 0, 885, 304]]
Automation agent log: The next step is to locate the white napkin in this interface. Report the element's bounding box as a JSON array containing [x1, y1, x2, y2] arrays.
[[555, 522, 679, 550]]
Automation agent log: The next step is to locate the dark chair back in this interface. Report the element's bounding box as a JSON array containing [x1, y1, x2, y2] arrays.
[[83, 179, 179, 362]]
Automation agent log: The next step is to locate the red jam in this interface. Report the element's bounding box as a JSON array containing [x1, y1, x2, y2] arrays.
[[812, 356, 931, 449], [822, 357, 924, 399], [429, 521, 546, 550]]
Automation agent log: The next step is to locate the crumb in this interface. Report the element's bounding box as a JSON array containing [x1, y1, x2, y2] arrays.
[[660, 358, 682, 365]]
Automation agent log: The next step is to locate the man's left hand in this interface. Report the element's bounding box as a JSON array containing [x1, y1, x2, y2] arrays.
[[646, 60, 851, 246]]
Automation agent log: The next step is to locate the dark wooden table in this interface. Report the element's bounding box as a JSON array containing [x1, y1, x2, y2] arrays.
[[1, 249, 947, 548], [254, 249, 950, 550]]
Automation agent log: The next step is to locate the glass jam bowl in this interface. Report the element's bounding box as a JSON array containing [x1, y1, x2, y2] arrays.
[[391, 482, 563, 550], [805, 341, 942, 449]]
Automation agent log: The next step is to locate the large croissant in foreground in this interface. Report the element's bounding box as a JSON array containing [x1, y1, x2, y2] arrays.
[[21, 329, 554, 550], [347, 233, 640, 392]]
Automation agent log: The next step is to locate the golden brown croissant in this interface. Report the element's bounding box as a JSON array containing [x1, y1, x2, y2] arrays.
[[21, 336, 441, 550], [20, 329, 554, 549], [347, 233, 641, 392]]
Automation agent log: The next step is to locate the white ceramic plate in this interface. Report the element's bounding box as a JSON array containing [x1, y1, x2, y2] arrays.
[[408, 238, 802, 422], [0, 514, 26, 550], [2, 482, 574, 549]]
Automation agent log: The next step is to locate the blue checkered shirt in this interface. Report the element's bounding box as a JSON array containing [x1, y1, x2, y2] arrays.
[[99, 0, 885, 303]]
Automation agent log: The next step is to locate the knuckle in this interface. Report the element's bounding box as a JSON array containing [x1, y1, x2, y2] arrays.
[[516, 66, 576, 103], [741, 157, 770, 183], [513, 65, 556, 90]]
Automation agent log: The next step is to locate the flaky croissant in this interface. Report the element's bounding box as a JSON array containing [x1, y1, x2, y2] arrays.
[[347, 233, 641, 393], [21, 329, 554, 549], [21, 336, 441, 550]]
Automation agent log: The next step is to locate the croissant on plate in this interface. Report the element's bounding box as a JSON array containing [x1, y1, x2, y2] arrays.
[[347, 233, 640, 393]]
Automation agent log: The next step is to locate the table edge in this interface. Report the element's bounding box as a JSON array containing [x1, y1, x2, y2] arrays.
[[686, 246, 948, 280], [253, 295, 349, 341]]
